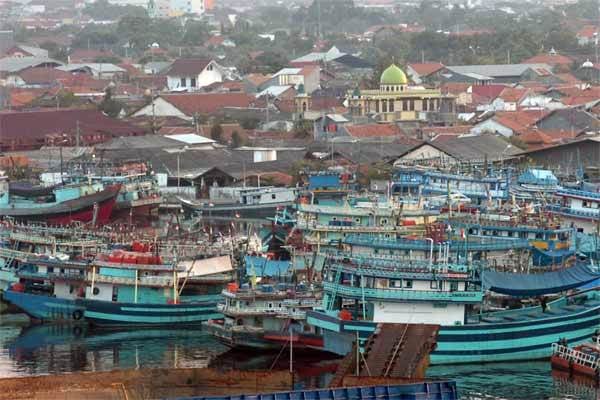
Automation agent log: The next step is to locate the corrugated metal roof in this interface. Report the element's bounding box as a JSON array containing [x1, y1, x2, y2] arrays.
[[446, 64, 553, 78], [165, 134, 216, 145]]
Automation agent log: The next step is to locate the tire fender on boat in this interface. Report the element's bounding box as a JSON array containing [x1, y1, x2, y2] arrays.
[[73, 326, 83, 337], [72, 310, 83, 321]]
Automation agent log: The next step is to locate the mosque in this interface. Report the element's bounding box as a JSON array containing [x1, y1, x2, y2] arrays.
[[346, 63, 456, 123]]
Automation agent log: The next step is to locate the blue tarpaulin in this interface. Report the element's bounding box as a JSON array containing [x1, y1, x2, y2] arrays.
[[308, 174, 340, 190], [483, 263, 600, 296], [244, 255, 291, 277]]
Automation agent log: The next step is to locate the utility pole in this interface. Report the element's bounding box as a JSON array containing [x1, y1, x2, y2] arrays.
[[76, 120, 80, 149]]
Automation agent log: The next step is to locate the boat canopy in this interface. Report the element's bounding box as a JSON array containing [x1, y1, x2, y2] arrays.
[[483, 263, 600, 296]]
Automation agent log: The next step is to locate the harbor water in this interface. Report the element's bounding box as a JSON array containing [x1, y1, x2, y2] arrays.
[[0, 313, 598, 399]]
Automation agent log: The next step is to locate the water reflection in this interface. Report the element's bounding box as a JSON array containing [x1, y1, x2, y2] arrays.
[[3, 322, 227, 377], [428, 361, 600, 400]]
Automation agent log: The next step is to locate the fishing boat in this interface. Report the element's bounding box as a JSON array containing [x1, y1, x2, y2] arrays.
[[306, 254, 600, 365], [295, 198, 438, 252], [179, 186, 297, 219], [392, 166, 509, 206], [445, 208, 574, 267], [551, 335, 600, 378], [511, 168, 560, 201], [548, 188, 600, 234], [168, 382, 459, 400], [204, 282, 322, 350], [0, 173, 120, 225], [3, 248, 225, 326]]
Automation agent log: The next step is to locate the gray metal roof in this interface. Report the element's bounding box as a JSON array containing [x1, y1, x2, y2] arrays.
[[0, 56, 62, 73], [446, 63, 553, 78]]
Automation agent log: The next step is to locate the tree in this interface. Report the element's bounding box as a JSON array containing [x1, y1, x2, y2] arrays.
[[231, 130, 243, 148], [210, 122, 224, 142], [240, 117, 260, 130], [99, 87, 124, 118]]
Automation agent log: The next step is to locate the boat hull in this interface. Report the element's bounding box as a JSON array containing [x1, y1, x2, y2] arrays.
[[3, 290, 85, 322], [180, 199, 295, 219], [82, 298, 222, 327], [0, 185, 120, 225], [306, 295, 600, 365]]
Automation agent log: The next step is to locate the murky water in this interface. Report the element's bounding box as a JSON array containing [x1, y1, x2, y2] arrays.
[[0, 314, 227, 377], [1, 313, 600, 399]]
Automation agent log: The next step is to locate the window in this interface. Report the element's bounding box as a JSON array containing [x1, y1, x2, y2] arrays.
[[207, 64, 213, 71], [430, 281, 439, 289], [404, 280, 413, 288], [112, 286, 118, 302], [423, 100, 428, 111], [450, 282, 459, 292], [409, 100, 415, 111], [389, 101, 394, 112], [93, 287, 100, 295], [272, 194, 276, 199], [190, 77, 196, 87], [180, 77, 186, 87], [390, 279, 402, 288]]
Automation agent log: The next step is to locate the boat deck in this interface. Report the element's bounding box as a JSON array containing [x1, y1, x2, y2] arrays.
[[474, 294, 600, 325]]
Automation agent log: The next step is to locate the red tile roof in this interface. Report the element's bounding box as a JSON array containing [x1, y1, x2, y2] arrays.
[[523, 53, 574, 66], [68, 49, 115, 63], [166, 59, 212, 76], [498, 87, 529, 103], [345, 124, 408, 139], [205, 36, 225, 47], [161, 93, 256, 116], [492, 110, 546, 133], [0, 109, 144, 150], [440, 82, 471, 95], [578, 25, 597, 39], [472, 84, 507, 101], [408, 62, 445, 77], [519, 128, 554, 146], [16, 67, 73, 85]]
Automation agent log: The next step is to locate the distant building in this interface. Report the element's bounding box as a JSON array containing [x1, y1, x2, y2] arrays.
[[0, 31, 14, 55], [346, 64, 456, 123], [165, 58, 222, 91]]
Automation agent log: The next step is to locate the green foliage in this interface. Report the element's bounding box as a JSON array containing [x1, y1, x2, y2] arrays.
[[39, 41, 69, 62], [83, 0, 147, 20], [99, 87, 124, 118], [56, 91, 79, 108], [240, 117, 260, 130], [181, 20, 210, 46], [255, 51, 288, 73], [293, 120, 313, 139], [231, 130, 243, 148], [94, 55, 123, 64], [210, 122, 224, 142]]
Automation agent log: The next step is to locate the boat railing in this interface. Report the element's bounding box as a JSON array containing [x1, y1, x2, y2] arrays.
[[323, 282, 483, 303], [295, 222, 402, 232], [326, 254, 480, 274], [343, 235, 530, 251], [18, 270, 86, 281], [547, 204, 600, 219], [557, 188, 600, 201], [218, 304, 307, 318], [552, 342, 600, 371], [93, 274, 173, 287]]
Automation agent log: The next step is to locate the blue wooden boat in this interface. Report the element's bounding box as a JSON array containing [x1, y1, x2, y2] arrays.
[[2, 252, 225, 326], [306, 254, 600, 365], [169, 381, 458, 400]]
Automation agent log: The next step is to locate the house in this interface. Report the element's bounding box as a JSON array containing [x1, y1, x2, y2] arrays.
[[291, 46, 344, 64], [256, 85, 296, 113], [3, 44, 48, 58], [516, 136, 600, 170], [313, 114, 350, 140], [522, 49, 574, 73], [343, 124, 408, 140], [67, 49, 115, 63], [406, 62, 445, 85], [0, 56, 62, 76], [4, 66, 72, 88], [393, 134, 520, 166], [132, 92, 257, 120], [577, 26, 597, 46], [204, 35, 236, 48], [0, 109, 145, 151], [244, 73, 271, 93], [470, 110, 544, 137], [270, 66, 320, 94], [56, 63, 126, 80], [441, 64, 554, 84], [535, 108, 600, 134], [165, 58, 222, 91], [487, 87, 531, 111]]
